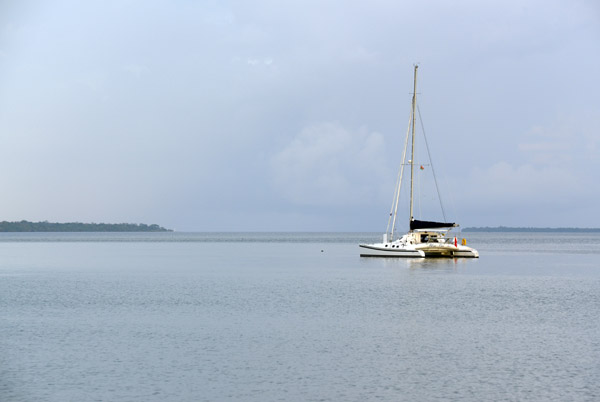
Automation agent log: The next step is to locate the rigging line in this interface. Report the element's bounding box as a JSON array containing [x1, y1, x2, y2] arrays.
[[416, 144, 422, 219], [389, 111, 413, 239], [386, 160, 402, 235], [442, 171, 462, 234], [416, 102, 448, 221]]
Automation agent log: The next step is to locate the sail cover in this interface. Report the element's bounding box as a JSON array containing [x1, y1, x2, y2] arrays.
[[410, 219, 457, 230]]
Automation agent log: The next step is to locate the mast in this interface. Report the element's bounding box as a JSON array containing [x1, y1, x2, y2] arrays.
[[409, 65, 418, 227]]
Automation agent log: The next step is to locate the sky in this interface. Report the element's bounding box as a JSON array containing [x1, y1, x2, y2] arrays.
[[0, 0, 599, 231]]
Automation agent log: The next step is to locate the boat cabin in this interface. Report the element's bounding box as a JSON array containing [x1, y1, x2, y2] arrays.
[[412, 230, 448, 244]]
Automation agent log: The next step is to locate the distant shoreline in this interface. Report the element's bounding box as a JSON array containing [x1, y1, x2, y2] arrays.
[[0, 221, 172, 232], [463, 227, 600, 233]]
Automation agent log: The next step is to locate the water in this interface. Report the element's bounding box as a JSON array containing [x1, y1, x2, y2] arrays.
[[1, 232, 599, 401]]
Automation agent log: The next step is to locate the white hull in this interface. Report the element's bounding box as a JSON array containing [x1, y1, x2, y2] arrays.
[[451, 248, 479, 258], [360, 231, 479, 258], [359, 243, 425, 258], [415, 243, 479, 258]]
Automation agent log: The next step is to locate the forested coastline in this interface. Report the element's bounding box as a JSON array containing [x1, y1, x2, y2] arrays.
[[0, 221, 171, 232], [464, 227, 600, 232]]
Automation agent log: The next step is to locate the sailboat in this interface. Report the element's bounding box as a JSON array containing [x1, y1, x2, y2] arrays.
[[359, 66, 479, 258]]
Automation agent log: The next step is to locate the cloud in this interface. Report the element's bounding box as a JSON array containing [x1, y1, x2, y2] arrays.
[[271, 122, 391, 206], [471, 122, 593, 200], [517, 141, 572, 165], [468, 162, 578, 204], [74, 70, 107, 93], [440, 104, 600, 227], [0, 0, 599, 229], [517, 112, 600, 166], [246, 57, 275, 67], [123, 64, 149, 79]]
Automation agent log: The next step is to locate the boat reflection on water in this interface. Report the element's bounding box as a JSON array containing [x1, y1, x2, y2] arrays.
[[372, 255, 478, 272]]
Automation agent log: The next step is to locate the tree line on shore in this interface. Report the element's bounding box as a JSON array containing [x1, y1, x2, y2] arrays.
[[463, 226, 600, 232], [0, 221, 171, 232]]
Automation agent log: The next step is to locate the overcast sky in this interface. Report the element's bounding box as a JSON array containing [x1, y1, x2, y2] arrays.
[[1, 0, 599, 231]]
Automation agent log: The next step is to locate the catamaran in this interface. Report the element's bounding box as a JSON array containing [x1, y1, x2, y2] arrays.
[[359, 66, 479, 258]]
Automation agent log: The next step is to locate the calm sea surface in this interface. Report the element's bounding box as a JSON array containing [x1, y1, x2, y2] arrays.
[[1, 232, 599, 401]]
